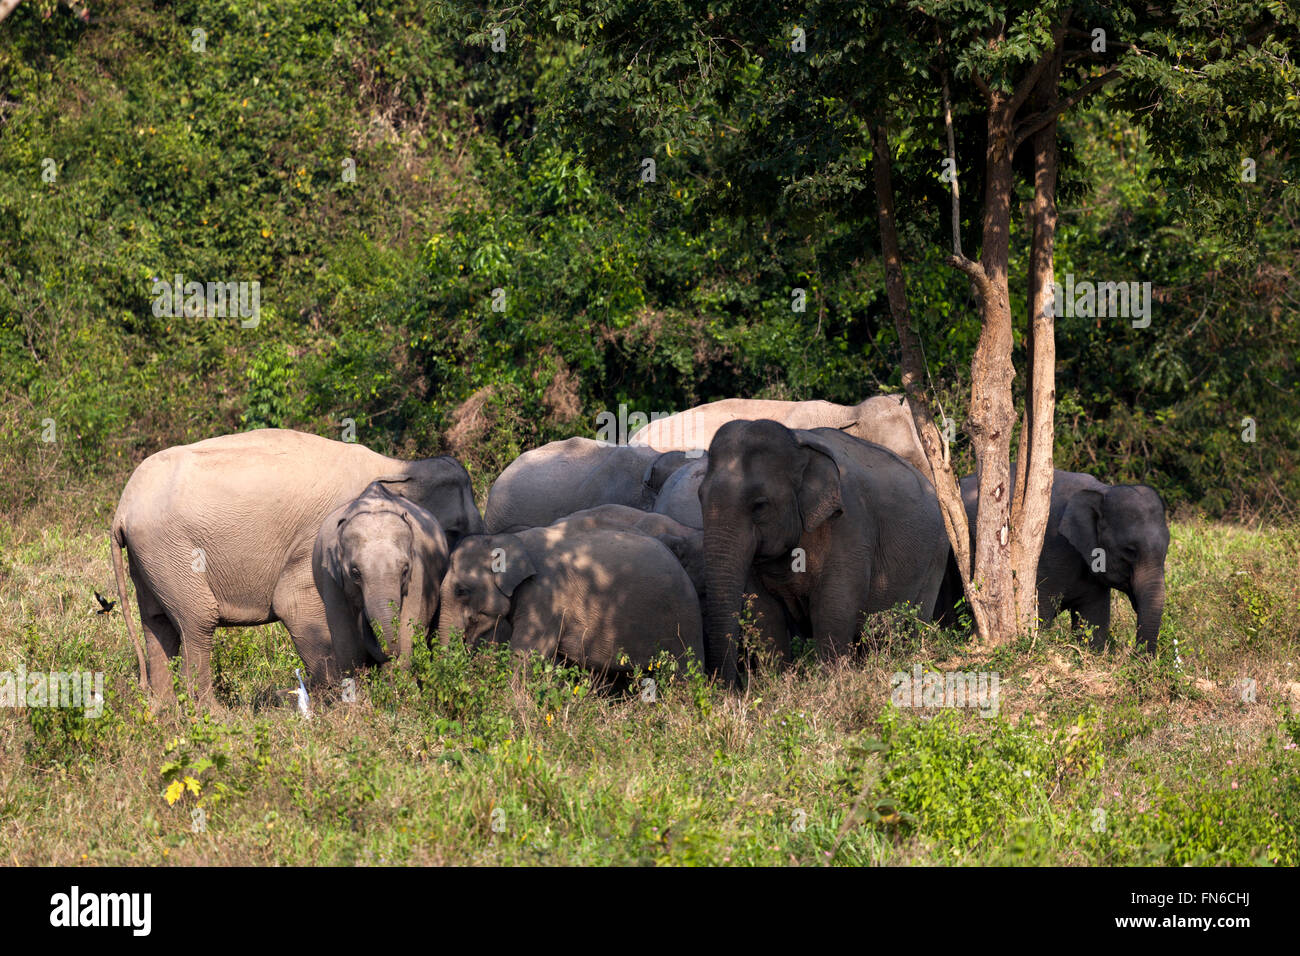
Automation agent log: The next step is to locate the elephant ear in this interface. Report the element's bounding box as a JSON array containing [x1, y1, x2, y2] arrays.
[[643, 451, 689, 493], [1059, 488, 1105, 561], [493, 537, 538, 598], [794, 436, 844, 532]]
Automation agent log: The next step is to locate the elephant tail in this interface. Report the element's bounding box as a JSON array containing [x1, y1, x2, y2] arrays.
[[110, 521, 148, 691]]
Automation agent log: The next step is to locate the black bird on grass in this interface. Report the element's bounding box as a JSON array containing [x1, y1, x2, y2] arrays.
[[93, 590, 116, 615]]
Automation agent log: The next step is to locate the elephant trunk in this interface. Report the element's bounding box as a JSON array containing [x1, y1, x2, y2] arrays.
[[363, 591, 403, 663], [702, 523, 755, 687], [1131, 561, 1166, 654], [394, 610, 417, 668]]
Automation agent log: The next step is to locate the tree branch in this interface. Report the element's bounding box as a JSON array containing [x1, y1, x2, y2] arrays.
[[946, 253, 993, 303], [941, 68, 963, 260], [1008, 18, 1070, 114], [1014, 68, 1122, 148]]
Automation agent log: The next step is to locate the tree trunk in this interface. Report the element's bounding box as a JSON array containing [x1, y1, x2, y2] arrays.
[[1011, 49, 1063, 636], [869, 124, 987, 637], [961, 94, 1018, 644]]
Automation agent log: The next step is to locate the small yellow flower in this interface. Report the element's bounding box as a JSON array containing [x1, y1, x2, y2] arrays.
[[545, 713, 554, 725], [261, 228, 271, 238]]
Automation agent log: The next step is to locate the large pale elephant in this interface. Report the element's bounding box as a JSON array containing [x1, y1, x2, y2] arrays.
[[629, 395, 927, 473], [483, 438, 689, 532], [943, 469, 1169, 651], [437, 526, 704, 682], [110, 428, 484, 701], [313, 483, 449, 670], [700, 420, 948, 685]]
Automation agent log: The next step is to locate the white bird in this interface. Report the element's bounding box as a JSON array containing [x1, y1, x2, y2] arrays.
[[290, 669, 311, 719]]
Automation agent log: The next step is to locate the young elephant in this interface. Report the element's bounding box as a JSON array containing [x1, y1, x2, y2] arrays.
[[547, 504, 791, 663], [437, 526, 704, 681], [313, 483, 450, 670], [546, 504, 706, 596], [947, 469, 1169, 651], [652, 455, 707, 529]]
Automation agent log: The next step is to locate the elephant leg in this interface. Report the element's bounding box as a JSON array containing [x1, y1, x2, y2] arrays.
[[812, 580, 861, 660], [745, 583, 791, 667], [135, 585, 180, 700], [173, 614, 218, 705], [127, 573, 176, 697], [1073, 591, 1112, 651], [273, 568, 341, 687]]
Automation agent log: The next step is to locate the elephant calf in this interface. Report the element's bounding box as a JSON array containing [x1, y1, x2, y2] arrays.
[[313, 482, 450, 670], [547, 503, 792, 663], [546, 504, 706, 597], [945, 469, 1170, 651], [437, 526, 704, 683]]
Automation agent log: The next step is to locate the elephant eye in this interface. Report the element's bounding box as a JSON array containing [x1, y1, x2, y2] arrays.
[[752, 498, 770, 515], [402, 563, 410, 577], [454, 584, 470, 600], [350, 566, 361, 579]]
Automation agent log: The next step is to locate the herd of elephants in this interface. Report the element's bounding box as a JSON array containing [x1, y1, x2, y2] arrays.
[[109, 394, 1170, 701]]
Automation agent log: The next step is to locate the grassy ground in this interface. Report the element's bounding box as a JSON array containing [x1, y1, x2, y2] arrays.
[[1, 493, 1297, 866]]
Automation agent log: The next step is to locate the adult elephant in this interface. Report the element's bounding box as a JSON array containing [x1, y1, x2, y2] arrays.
[[437, 526, 704, 684], [950, 469, 1169, 651], [629, 395, 927, 474], [110, 429, 483, 701], [701, 420, 947, 685], [483, 438, 690, 532], [313, 483, 449, 670]]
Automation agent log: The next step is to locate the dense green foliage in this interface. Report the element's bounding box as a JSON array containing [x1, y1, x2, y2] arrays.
[[2, 1, 1296, 515]]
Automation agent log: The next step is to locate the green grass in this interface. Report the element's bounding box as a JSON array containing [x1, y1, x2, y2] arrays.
[[1, 502, 1297, 866]]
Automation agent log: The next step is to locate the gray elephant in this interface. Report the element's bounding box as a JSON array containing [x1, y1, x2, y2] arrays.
[[652, 454, 707, 529], [437, 526, 704, 682], [546, 504, 706, 596], [546, 504, 791, 662], [945, 469, 1169, 651], [629, 395, 927, 473], [110, 428, 484, 701], [700, 420, 948, 685], [313, 483, 449, 670], [484, 437, 691, 532]]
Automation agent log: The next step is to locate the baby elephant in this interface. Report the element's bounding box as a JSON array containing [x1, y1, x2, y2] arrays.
[[437, 526, 704, 681], [546, 504, 706, 597], [313, 482, 449, 670]]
